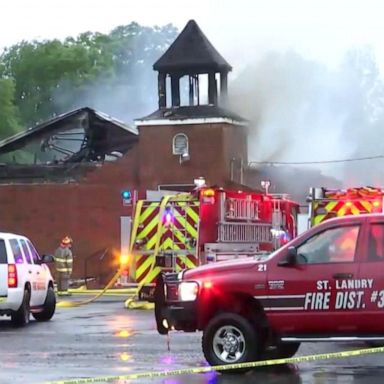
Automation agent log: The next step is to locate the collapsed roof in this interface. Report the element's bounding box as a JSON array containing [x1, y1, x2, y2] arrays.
[[0, 107, 138, 165]]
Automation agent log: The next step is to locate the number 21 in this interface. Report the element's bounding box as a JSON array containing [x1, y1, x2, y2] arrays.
[[258, 264, 267, 272]]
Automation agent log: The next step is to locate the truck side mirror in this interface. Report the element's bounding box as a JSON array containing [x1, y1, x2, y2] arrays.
[[278, 246, 297, 267]]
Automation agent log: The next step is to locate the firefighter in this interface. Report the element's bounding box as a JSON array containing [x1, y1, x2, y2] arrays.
[[54, 236, 73, 296]]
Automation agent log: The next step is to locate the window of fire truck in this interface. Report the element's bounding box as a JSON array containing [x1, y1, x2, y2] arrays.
[[296, 225, 360, 264], [368, 224, 384, 261]]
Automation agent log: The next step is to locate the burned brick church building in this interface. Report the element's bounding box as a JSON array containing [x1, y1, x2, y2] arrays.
[[0, 20, 250, 284]]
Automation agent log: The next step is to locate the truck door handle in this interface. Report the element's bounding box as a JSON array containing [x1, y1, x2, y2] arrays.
[[333, 273, 353, 279]]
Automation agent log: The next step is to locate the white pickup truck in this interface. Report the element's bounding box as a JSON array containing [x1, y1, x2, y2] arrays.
[[0, 232, 56, 326]]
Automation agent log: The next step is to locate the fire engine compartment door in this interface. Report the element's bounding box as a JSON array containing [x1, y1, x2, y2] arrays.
[[159, 200, 200, 272], [133, 199, 200, 284], [266, 223, 363, 335]]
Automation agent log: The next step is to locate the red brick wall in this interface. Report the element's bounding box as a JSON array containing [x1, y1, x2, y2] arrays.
[[0, 146, 140, 285], [0, 122, 248, 286], [138, 122, 247, 188], [222, 124, 248, 184]]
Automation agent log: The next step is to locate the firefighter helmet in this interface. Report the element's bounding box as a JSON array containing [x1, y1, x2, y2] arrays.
[[61, 236, 73, 246]]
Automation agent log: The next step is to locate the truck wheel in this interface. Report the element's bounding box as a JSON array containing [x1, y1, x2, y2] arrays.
[[263, 342, 301, 359], [32, 287, 56, 321], [11, 289, 31, 327], [202, 312, 260, 373]]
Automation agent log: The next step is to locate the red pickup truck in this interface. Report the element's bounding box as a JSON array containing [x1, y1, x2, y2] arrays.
[[155, 213, 384, 371]]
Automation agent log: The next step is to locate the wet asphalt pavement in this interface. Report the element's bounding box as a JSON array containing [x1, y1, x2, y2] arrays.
[[0, 295, 383, 384]]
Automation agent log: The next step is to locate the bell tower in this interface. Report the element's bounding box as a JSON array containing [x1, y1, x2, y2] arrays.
[[136, 20, 248, 190], [154, 20, 231, 108]]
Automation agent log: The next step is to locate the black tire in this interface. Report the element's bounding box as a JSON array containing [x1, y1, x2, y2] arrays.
[[202, 312, 261, 374], [11, 289, 30, 327], [263, 342, 301, 360], [32, 286, 56, 321]]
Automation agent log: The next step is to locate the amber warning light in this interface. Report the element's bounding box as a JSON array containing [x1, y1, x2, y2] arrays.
[[202, 188, 215, 204], [120, 254, 130, 266]]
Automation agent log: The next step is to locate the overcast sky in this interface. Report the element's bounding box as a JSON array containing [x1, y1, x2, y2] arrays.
[[2, 0, 384, 74]]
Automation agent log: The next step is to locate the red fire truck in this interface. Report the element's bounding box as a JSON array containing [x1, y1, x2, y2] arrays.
[[126, 185, 300, 287], [154, 213, 384, 371], [308, 186, 384, 228]]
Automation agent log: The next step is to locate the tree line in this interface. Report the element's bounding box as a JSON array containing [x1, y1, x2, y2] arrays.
[[0, 22, 178, 139]]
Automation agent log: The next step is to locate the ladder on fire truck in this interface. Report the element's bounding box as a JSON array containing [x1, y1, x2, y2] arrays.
[[205, 193, 274, 262]]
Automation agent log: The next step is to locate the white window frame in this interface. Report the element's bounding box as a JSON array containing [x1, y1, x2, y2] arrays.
[[172, 133, 189, 155]]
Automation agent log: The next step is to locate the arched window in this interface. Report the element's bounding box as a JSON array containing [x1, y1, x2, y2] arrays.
[[172, 133, 189, 155]]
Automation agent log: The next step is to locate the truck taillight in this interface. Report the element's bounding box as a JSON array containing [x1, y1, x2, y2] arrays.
[[8, 264, 17, 288]]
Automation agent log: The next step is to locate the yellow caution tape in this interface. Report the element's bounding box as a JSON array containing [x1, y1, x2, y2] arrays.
[[45, 345, 384, 384]]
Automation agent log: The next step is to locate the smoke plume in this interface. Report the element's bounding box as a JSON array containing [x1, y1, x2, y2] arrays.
[[229, 46, 384, 190]]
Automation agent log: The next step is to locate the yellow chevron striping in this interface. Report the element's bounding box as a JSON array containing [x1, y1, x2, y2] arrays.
[[350, 203, 361, 215], [172, 201, 199, 218], [182, 255, 197, 269], [135, 255, 154, 280], [360, 200, 373, 212], [313, 214, 326, 225], [137, 216, 158, 240], [186, 206, 199, 223], [139, 202, 159, 223], [175, 255, 198, 272], [146, 233, 159, 250], [130, 200, 144, 252], [170, 193, 196, 201], [337, 206, 347, 216], [172, 216, 197, 241], [167, 227, 188, 248], [173, 213, 198, 238], [325, 201, 338, 212], [161, 237, 181, 250], [145, 266, 162, 283]]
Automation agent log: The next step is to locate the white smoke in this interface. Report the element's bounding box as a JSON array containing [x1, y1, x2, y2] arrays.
[[53, 68, 158, 124], [230, 46, 384, 188]]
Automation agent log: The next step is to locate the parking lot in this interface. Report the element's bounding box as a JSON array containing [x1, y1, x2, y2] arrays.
[[0, 294, 383, 384]]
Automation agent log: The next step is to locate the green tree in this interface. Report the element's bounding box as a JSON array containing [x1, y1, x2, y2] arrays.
[[0, 22, 177, 128], [0, 76, 20, 138]]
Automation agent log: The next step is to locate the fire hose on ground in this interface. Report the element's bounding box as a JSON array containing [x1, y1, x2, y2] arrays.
[[57, 196, 171, 309], [124, 195, 173, 310]]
